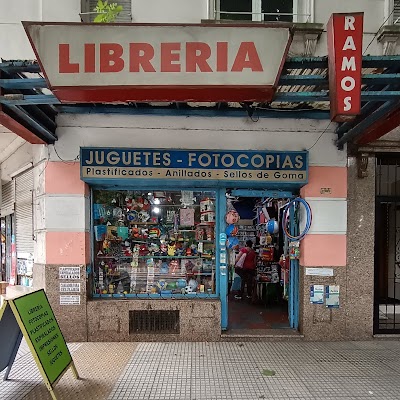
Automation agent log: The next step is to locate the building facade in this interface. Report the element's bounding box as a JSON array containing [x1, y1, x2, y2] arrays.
[[1, 0, 400, 341]]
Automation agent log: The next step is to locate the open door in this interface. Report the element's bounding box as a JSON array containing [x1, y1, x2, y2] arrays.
[[222, 189, 299, 334]]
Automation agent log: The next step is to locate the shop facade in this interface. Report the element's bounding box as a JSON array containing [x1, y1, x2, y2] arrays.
[[1, 5, 399, 341], [26, 112, 351, 342]]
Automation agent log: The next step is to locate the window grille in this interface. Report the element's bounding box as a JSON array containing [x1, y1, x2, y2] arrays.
[[215, 0, 298, 22], [129, 310, 180, 334], [375, 155, 400, 334]]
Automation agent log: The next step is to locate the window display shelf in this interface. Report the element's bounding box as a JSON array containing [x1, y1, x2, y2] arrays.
[[97, 256, 133, 259], [92, 189, 217, 297], [137, 255, 201, 259], [129, 222, 158, 225]]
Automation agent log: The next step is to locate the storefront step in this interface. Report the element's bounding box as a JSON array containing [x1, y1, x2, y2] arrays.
[[373, 334, 400, 340], [220, 329, 304, 342]]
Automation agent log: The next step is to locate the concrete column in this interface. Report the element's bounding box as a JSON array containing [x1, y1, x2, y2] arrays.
[[34, 160, 90, 341]]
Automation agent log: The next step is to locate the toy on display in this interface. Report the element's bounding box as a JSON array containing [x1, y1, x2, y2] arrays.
[[225, 199, 240, 251]]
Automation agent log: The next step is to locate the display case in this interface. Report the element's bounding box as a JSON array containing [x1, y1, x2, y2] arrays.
[[92, 190, 217, 298]]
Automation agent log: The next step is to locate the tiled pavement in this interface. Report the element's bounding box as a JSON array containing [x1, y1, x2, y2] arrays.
[[1, 339, 400, 399]]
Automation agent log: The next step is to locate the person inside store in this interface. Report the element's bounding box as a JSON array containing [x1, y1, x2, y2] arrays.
[[234, 240, 257, 300]]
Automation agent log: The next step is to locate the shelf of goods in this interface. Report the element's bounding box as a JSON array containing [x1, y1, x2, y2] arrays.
[[92, 191, 217, 298]]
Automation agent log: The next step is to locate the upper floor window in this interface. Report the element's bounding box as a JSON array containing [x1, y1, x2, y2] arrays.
[[216, 0, 295, 22]]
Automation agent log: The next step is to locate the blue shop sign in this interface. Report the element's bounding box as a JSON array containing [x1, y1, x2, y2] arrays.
[[80, 148, 308, 185]]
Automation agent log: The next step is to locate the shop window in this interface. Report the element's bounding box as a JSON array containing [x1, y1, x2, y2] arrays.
[[92, 190, 216, 298], [217, 0, 294, 22]]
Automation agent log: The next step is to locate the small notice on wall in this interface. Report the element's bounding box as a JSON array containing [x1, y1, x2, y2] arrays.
[[306, 268, 334, 277], [310, 285, 324, 304], [325, 285, 340, 308], [60, 283, 81, 293], [60, 295, 80, 305], [59, 267, 80, 280]]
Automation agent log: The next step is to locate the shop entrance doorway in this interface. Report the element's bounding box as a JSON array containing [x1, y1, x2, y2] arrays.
[[224, 190, 299, 334]]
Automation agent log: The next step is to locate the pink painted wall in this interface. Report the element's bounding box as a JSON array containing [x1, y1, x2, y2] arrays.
[[300, 234, 347, 267], [301, 166, 347, 198], [299, 166, 347, 267], [46, 231, 90, 265], [45, 162, 89, 196]]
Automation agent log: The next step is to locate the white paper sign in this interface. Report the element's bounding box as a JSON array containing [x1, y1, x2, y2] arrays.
[[306, 268, 334, 277], [60, 295, 81, 305], [60, 282, 81, 293], [59, 267, 81, 280]]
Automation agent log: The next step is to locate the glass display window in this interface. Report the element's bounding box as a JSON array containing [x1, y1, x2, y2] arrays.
[[92, 190, 217, 298]]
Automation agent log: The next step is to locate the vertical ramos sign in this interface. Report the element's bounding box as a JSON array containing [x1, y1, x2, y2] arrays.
[[327, 13, 363, 122]]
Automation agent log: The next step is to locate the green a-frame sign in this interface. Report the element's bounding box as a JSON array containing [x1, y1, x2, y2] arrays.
[[0, 289, 79, 399]]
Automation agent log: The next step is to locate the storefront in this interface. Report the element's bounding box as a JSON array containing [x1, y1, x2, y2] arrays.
[[80, 148, 308, 335], [20, 17, 363, 342]]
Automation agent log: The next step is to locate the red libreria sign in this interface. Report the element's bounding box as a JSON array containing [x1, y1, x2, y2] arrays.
[[23, 22, 292, 103], [327, 13, 363, 122]]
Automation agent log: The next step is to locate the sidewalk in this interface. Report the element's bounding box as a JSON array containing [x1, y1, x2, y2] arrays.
[[1, 339, 400, 400]]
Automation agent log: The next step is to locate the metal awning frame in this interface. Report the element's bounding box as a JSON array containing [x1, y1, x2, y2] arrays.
[[1, 56, 400, 147]]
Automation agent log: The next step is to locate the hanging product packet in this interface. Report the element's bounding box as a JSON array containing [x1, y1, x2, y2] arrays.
[[235, 252, 247, 268]]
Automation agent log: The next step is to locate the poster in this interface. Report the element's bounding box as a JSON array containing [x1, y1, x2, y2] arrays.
[[179, 208, 195, 226], [310, 285, 324, 304], [325, 285, 340, 308]]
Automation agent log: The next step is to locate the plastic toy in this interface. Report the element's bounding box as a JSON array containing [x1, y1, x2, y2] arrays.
[[226, 236, 239, 249], [168, 243, 176, 256], [225, 224, 238, 237], [188, 279, 198, 291], [184, 285, 193, 294], [267, 219, 279, 234], [176, 278, 186, 288], [225, 210, 240, 224], [160, 262, 169, 274]]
